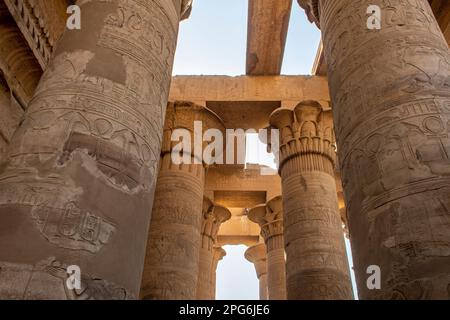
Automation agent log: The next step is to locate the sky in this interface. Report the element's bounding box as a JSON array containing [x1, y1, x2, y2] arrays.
[[172, 0, 321, 76], [171, 0, 358, 300]]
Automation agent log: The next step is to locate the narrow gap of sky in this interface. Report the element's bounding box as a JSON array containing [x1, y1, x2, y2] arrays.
[[216, 245, 259, 300], [172, 0, 248, 76], [282, 4, 321, 75]]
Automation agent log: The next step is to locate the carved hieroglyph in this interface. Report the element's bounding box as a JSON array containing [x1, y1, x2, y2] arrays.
[[141, 101, 226, 300], [245, 243, 269, 300], [248, 196, 287, 300], [0, 0, 191, 299], [270, 101, 353, 300], [196, 201, 231, 299], [299, 0, 450, 299]]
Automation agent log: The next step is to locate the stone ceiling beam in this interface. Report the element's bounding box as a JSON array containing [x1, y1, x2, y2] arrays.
[[246, 0, 292, 75]]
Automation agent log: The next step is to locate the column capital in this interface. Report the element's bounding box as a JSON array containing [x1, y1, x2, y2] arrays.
[[245, 243, 268, 279], [297, 0, 320, 27], [161, 100, 226, 167], [269, 100, 336, 174], [201, 198, 231, 248], [212, 246, 227, 264], [248, 196, 283, 243]]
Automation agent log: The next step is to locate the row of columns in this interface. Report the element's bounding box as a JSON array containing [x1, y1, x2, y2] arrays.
[[269, 101, 353, 299], [0, 0, 194, 299]]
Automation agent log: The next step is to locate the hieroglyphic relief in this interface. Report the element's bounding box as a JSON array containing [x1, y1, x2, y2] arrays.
[[304, 0, 450, 299], [269, 100, 353, 300], [0, 257, 133, 300]]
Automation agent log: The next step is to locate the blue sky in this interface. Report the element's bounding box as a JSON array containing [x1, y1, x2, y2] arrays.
[[173, 0, 321, 76], [171, 0, 358, 300]]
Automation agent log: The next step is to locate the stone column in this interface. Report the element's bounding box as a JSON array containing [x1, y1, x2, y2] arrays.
[[0, 0, 192, 299], [0, 77, 22, 163], [299, 0, 450, 299], [0, 2, 42, 105], [141, 101, 225, 300], [269, 101, 353, 300], [209, 246, 226, 300], [197, 203, 231, 300], [245, 243, 269, 300], [249, 196, 287, 300]]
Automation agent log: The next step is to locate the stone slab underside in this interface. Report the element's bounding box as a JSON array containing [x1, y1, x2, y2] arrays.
[[246, 0, 292, 75]]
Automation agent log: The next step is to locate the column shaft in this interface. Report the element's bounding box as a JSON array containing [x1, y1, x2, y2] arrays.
[[316, 0, 450, 299], [0, 78, 22, 162], [249, 196, 287, 300], [208, 247, 226, 300], [141, 155, 205, 299], [196, 205, 230, 300], [245, 243, 269, 300], [0, 0, 188, 299], [270, 102, 353, 300], [259, 273, 269, 300], [141, 101, 225, 300], [266, 234, 286, 300]]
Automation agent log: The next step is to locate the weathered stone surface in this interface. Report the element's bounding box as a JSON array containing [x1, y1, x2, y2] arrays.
[[209, 246, 226, 300], [249, 196, 287, 300], [301, 0, 450, 299], [246, 0, 292, 75], [141, 101, 225, 300], [270, 101, 353, 300], [245, 243, 269, 300], [0, 0, 189, 299], [196, 202, 231, 299]]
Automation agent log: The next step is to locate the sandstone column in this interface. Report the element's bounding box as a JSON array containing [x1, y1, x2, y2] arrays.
[[270, 101, 353, 300], [0, 77, 22, 163], [141, 101, 225, 300], [0, 0, 192, 299], [209, 246, 226, 300], [245, 243, 269, 300], [196, 202, 231, 299], [249, 196, 287, 300], [298, 0, 450, 299]]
